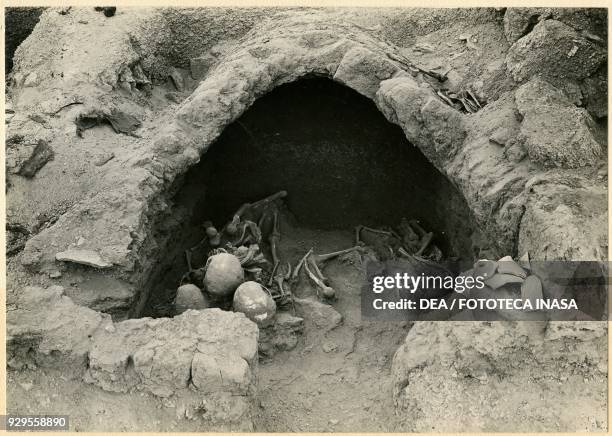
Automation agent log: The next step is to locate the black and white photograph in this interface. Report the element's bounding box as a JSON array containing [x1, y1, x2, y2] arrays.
[[4, 4, 608, 432]]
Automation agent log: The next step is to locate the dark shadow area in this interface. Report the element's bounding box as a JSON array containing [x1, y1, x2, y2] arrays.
[[5, 7, 45, 75], [193, 78, 476, 248]]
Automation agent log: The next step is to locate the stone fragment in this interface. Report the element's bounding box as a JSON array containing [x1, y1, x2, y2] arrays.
[[106, 109, 141, 135], [518, 176, 607, 262], [18, 140, 54, 178], [489, 127, 511, 146], [7, 286, 106, 370], [294, 298, 342, 331], [502, 139, 527, 163], [258, 312, 304, 356], [94, 6, 116, 17], [23, 72, 39, 87], [232, 281, 276, 327], [55, 249, 112, 269], [333, 46, 399, 99], [76, 108, 141, 136], [506, 20, 605, 83], [169, 67, 185, 92], [94, 152, 114, 166], [63, 275, 133, 318], [165, 91, 182, 103], [175, 284, 209, 314], [515, 78, 601, 168], [191, 350, 251, 395], [503, 8, 546, 43]]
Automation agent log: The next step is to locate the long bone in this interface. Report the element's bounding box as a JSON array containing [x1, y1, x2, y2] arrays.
[[225, 190, 287, 235], [274, 262, 292, 297], [311, 246, 363, 264], [355, 225, 393, 245], [267, 210, 281, 286], [291, 248, 314, 280], [304, 258, 335, 299]]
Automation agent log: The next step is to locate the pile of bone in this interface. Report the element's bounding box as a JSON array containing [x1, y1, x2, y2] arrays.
[[354, 218, 444, 262], [285, 218, 445, 299], [175, 191, 451, 322], [175, 191, 362, 323], [175, 191, 288, 327]]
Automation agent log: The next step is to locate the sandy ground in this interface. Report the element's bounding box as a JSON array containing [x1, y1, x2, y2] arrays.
[[253, 218, 411, 431], [6, 215, 607, 431]]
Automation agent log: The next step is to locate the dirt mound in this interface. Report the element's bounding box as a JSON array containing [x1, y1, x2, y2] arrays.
[[392, 321, 607, 431]]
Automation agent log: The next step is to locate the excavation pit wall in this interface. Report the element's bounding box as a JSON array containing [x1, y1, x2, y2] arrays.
[[8, 11, 608, 431]]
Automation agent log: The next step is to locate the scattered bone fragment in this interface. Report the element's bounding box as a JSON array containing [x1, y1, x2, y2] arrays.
[[225, 190, 287, 232], [204, 221, 221, 247], [76, 108, 141, 137], [304, 258, 335, 299], [397, 218, 420, 250], [232, 220, 261, 246], [415, 232, 433, 256], [356, 226, 398, 260], [311, 246, 363, 264], [291, 248, 313, 280], [267, 210, 281, 285], [274, 265, 289, 298], [93, 152, 114, 166]]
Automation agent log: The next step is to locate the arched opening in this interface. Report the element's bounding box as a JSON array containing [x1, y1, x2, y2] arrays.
[[141, 77, 483, 317]]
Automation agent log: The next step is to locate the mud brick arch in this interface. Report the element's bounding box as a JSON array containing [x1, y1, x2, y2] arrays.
[[18, 17, 605, 319]]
